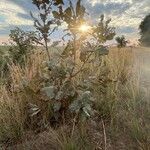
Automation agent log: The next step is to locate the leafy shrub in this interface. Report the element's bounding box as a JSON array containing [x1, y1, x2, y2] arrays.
[[9, 27, 38, 65], [27, 0, 116, 125], [0, 0, 116, 142], [0, 28, 39, 78]]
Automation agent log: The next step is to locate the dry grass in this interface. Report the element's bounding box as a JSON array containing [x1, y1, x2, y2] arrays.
[[0, 47, 149, 149], [107, 47, 133, 83], [0, 50, 46, 143], [0, 85, 24, 143], [9, 50, 45, 87]]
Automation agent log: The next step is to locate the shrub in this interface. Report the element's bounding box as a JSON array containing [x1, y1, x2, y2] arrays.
[[9, 27, 38, 65], [115, 35, 128, 49], [0, 0, 117, 145], [27, 0, 116, 125]]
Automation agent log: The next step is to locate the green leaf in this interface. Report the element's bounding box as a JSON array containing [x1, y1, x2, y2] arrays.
[[55, 65, 67, 78], [40, 13, 46, 22], [83, 105, 92, 117], [61, 80, 76, 97], [69, 90, 93, 117], [100, 14, 104, 22], [81, 91, 92, 102], [64, 7, 72, 18], [66, 56, 75, 74], [41, 86, 55, 99], [52, 11, 61, 19], [53, 0, 64, 5], [69, 99, 81, 113], [76, 0, 81, 17], [76, 0, 85, 18], [51, 41, 61, 47], [55, 91, 64, 100], [96, 46, 109, 56], [53, 102, 61, 112]]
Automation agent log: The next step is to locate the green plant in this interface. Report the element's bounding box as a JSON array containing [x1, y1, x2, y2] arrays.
[[0, 1, 116, 141], [29, 0, 116, 125], [9, 27, 38, 65], [139, 14, 150, 47], [115, 35, 128, 49], [31, 0, 62, 60], [93, 14, 115, 43]]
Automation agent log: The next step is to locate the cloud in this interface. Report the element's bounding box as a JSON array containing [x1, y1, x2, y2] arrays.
[[0, 0, 150, 43], [0, 0, 33, 37], [0, 0, 33, 26], [84, 2, 131, 18], [86, 0, 132, 7], [83, 0, 150, 40], [7, 0, 38, 15]]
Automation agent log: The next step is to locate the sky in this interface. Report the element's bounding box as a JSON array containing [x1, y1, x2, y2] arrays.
[[0, 0, 150, 44]]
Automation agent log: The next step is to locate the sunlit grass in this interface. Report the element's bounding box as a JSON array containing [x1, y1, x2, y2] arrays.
[[0, 47, 149, 149]]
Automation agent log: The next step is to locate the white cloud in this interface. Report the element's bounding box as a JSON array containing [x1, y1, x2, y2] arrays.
[[0, 0, 33, 29], [0, 0, 149, 43], [111, 2, 149, 29], [87, 0, 132, 6], [85, 0, 150, 41]]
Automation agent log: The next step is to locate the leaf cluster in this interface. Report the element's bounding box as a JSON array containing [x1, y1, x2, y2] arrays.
[[9, 0, 117, 125], [93, 15, 116, 43], [52, 0, 86, 33]]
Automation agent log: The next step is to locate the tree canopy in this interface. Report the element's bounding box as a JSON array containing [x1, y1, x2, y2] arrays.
[[139, 14, 150, 47], [115, 35, 128, 48]]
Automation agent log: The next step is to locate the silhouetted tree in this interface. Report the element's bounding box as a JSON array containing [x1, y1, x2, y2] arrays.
[[115, 35, 128, 49], [139, 14, 150, 47]]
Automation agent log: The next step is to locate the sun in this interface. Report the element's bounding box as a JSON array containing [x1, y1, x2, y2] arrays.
[[78, 24, 91, 33]]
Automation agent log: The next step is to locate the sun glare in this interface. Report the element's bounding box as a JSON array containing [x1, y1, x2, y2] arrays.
[[79, 24, 91, 32]]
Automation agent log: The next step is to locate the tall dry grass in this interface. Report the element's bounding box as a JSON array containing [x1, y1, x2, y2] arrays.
[[0, 50, 46, 143], [105, 48, 150, 150], [0, 47, 149, 149], [107, 47, 133, 83], [0, 85, 24, 143]]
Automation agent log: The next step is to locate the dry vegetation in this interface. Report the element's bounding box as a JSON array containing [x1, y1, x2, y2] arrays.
[[0, 47, 149, 150], [0, 0, 150, 149]]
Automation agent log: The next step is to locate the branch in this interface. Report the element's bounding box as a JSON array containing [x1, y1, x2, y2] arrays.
[[71, 52, 92, 78]]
